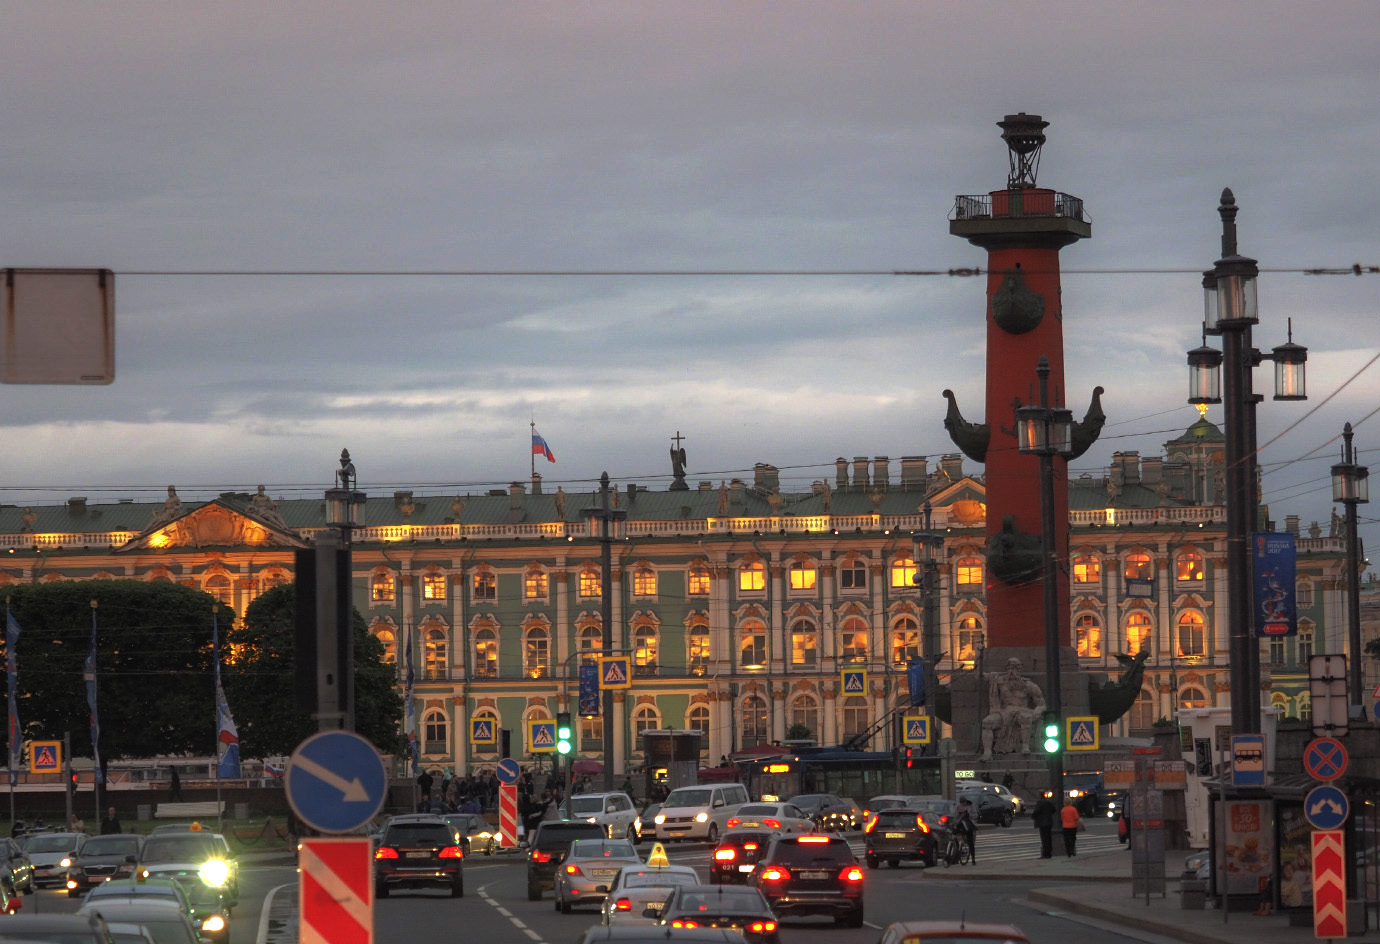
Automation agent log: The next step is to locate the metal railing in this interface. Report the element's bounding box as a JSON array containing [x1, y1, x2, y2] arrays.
[[951, 191, 1086, 222]]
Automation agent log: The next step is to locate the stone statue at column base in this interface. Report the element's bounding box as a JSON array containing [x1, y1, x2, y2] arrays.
[[979, 657, 1046, 762]]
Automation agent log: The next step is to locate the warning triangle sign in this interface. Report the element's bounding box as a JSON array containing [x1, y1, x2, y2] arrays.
[[35, 746, 55, 767], [533, 726, 554, 746], [843, 672, 864, 693], [1071, 722, 1094, 744], [1372, 681, 1380, 701], [603, 661, 627, 684], [907, 719, 925, 739], [474, 721, 492, 740]]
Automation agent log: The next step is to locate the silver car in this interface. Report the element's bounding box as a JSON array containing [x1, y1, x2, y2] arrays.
[[24, 832, 87, 888], [599, 864, 700, 925], [554, 839, 642, 913]]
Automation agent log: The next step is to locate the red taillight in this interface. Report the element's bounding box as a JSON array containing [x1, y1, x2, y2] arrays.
[[763, 818, 781, 829], [863, 816, 878, 834], [439, 846, 464, 859], [798, 835, 829, 844], [374, 847, 399, 859], [840, 865, 864, 882], [862, 809, 870, 820], [915, 814, 929, 834], [727, 818, 741, 828], [530, 850, 553, 863], [749, 921, 777, 933], [565, 864, 582, 874], [939, 815, 949, 825], [743, 842, 758, 851], [672, 920, 699, 929], [614, 898, 632, 911], [714, 849, 737, 861], [759, 867, 789, 882]]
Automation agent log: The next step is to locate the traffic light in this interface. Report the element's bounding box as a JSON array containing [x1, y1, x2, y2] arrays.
[[556, 712, 573, 756], [904, 747, 914, 769], [1042, 711, 1061, 754]]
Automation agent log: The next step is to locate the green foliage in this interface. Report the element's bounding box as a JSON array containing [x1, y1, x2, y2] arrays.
[[225, 585, 402, 757], [1366, 636, 1380, 661], [785, 723, 813, 742]]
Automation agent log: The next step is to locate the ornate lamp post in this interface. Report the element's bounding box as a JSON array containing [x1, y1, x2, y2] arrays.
[[1331, 423, 1370, 705], [1186, 189, 1307, 736], [325, 448, 368, 542], [311, 449, 367, 732], [1015, 355, 1074, 795]]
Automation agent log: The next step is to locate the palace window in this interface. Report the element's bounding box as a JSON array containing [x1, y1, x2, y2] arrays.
[[472, 570, 496, 601], [1075, 614, 1102, 659], [790, 695, 819, 741], [578, 568, 602, 599], [423, 709, 448, 754], [525, 569, 549, 600], [839, 559, 867, 591], [955, 557, 984, 591], [1298, 619, 1314, 663], [789, 560, 817, 591], [741, 696, 768, 748], [579, 716, 602, 751], [424, 627, 448, 680], [688, 563, 711, 596], [738, 561, 766, 592], [1296, 578, 1314, 608], [632, 566, 657, 597], [1267, 638, 1285, 666], [1179, 686, 1209, 709], [422, 573, 447, 601], [633, 623, 659, 675], [579, 623, 603, 659], [1125, 610, 1153, 655], [473, 629, 498, 679], [955, 616, 985, 662], [740, 620, 767, 669], [1297, 692, 1312, 720], [687, 704, 710, 743], [1123, 552, 1153, 581], [204, 574, 233, 606], [1129, 688, 1156, 730], [524, 625, 550, 678], [632, 705, 661, 749], [790, 620, 818, 667], [839, 616, 868, 664], [1072, 554, 1101, 584], [376, 629, 397, 664], [371, 572, 395, 603], [1175, 551, 1205, 582], [890, 556, 917, 590], [891, 617, 919, 666], [1176, 611, 1206, 658], [687, 622, 710, 675], [841, 696, 870, 740]]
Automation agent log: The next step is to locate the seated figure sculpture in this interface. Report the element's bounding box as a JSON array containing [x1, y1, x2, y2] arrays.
[[980, 658, 1046, 762]]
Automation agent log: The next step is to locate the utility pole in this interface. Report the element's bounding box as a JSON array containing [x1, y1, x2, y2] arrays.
[[584, 473, 626, 792]]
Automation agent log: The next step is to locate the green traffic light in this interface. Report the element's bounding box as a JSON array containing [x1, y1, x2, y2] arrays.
[[1043, 720, 1060, 753], [557, 739, 572, 755]]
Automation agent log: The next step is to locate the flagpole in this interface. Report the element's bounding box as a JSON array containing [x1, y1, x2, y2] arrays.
[[214, 611, 222, 834], [530, 420, 536, 482]]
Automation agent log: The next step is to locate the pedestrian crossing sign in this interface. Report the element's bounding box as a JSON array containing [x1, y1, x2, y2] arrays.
[[1066, 717, 1099, 751], [470, 718, 497, 745], [529, 720, 557, 753], [902, 715, 932, 746], [599, 656, 632, 690], [840, 669, 867, 696], [29, 739, 61, 774]]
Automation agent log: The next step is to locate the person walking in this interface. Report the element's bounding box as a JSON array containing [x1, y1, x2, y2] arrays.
[[100, 806, 122, 835], [1060, 800, 1082, 856], [1031, 794, 1057, 858]]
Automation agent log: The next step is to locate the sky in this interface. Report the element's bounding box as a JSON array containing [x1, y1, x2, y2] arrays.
[[1, 2, 1377, 553]]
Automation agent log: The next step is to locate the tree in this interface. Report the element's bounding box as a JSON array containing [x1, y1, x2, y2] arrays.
[[0, 580, 227, 765], [224, 585, 402, 757], [785, 723, 814, 743]]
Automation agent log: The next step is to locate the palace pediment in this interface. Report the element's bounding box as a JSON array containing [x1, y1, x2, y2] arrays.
[[120, 500, 307, 551]]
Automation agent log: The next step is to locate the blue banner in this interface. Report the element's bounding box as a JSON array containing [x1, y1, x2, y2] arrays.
[[212, 613, 241, 778], [86, 605, 102, 784], [578, 663, 600, 717], [1252, 531, 1298, 637], [6, 612, 20, 787], [403, 623, 418, 776], [906, 658, 925, 707]]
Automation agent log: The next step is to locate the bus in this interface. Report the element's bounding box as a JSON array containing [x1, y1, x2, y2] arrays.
[[738, 749, 942, 805]]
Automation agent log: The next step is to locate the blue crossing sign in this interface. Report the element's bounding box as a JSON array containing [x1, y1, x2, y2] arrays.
[[496, 758, 520, 785], [902, 715, 931, 746], [1305, 784, 1350, 830], [286, 730, 388, 834], [470, 717, 496, 745], [29, 740, 61, 774], [1066, 717, 1100, 751], [529, 720, 557, 753], [598, 656, 632, 690], [840, 669, 867, 696]]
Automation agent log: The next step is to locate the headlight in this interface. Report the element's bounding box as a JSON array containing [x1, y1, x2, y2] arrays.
[[694, 812, 708, 823], [201, 915, 226, 933], [654, 814, 666, 825], [586, 817, 598, 824], [60, 858, 72, 868], [477, 832, 491, 839], [199, 860, 231, 887]]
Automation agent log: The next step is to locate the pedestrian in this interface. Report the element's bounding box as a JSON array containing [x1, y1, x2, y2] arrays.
[[543, 790, 560, 822], [169, 767, 182, 801], [1060, 800, 1082, 856], [619, 776, 633, 795], [1031, 794, 1056, 858], [956, 797, 978, 863], [980, 771, 993, 784], [1001, 771, 1014, 790], [417, 768, 435, 812], [100, 806, 122, 835]]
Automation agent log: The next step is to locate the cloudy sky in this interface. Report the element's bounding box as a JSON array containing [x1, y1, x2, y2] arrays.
[[1, 2, 1376, 550]]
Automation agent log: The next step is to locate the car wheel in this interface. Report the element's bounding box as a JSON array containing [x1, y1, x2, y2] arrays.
[[451, 879, 464, 898], [527, 883, 542, 901], [1001, 813, 1013, 828], [21, 876, 34, 896], [375, 883, 389, 899], [67, 887, 80, 898], [865, 855, 878, 870], [627, 825, 637, 842], [846, 908, 865, 928], [707, 824, 719, 843], [559, 896, 572, 914]]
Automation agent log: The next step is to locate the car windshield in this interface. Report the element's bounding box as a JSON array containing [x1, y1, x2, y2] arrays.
[[81, 837, 141, 856], [638, 805, 660, 819], [385, 824, 451, 845], [140, 836, 220, 864], [570, 840, 635, 858], [770, 839, 853, 865], [790, 795, 828, 812], [737, 805, 778, 816], [672, 888, 768, 913], [1065, 774, 1100, 788], [88, 884, 180, 904], [622, 871, 698, 889], [26, 835, 80, 853], [664, 788, 712, 807], [569, 797, 604, 815], [874, 812, 919, 828]]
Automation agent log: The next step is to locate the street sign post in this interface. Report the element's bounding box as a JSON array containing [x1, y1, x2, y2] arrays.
[[1303, 737, 1348, 782], [1312, 830, 1347, 939], [495, 758, 520, 785], [299, 837, 372, 944], [1304, 785, 1350, 831], [1230, 734, 1266, 787], [498, 783, 518, 848], [286, 731, 388, 834], [1066, 717, 1099, 751]]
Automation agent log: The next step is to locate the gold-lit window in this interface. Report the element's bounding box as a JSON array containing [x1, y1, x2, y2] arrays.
[[741, 696, 768, 748], [1072, 555, 1100, 584], [579, 624, 602, 657], [955, 557, 984, 588], [1126, 611, 1153, 654], [474, 629, 498, 678], [789, 561, 816, 591], [790, 620, 818, 667], [472, 571, 496, 601], [891, 617, 919, 665], [955, 617, 984, 662], [204, 574, 233, 606], [632, 567, 657, 597], [1123, 553, 1153, 581], [578, 569, 602, 598], [424, 628, 448, 679], [524, 626, 549, 678], [422, 573, 447, 601], [890, 557, 916, 589], [376, 629, 397, 664], [738, 561, 766, 592], [839, 616, 868, 663], [633, 624, 658, 673], [1175, 552, 1204, 582], [525, 570, 548, 599], [1075, 614, 1101, 658], [1176, 611, 1206, 658], [371, 572, 395, 602], [740, 620, 767, 668], [688, 564, 711, 595], [687, 623, 710, 675]]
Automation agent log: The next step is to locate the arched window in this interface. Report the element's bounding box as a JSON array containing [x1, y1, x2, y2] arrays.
[[204, 574, 232, 606], [375, 629, 397, 664], [687, 620, 710, 676], [838, 616, 868, 664], [632, 566, 657, 597], [371, 571, 395, 602], [1129, 687, 1156, 730], [1072, 554, 1101, 584], [839, 558, 867, 592], [955, 616, 984, 662], [474, 628, 498, 679], [1297, 691, 1312, 720], [890, 556, 916, 589], [261, 570, 290, 591], [578, 568, 602, 599], [632, 705, 661, 749], [789, 560, 817, 592], [633, 622, 659, 675], [422, 572, 447, 601], [1175, 551, 1205, 582], [688, 563, 711, 596], [1296, 578, 1315, 608], [472, 570, 497, 601], [524, 625, 550, 678], [1298, 619, 1314, 663], [1123, 552, 1152, 581], [471, 710, 498, 752], [738, 561, 766, 592], [740, 619, 767, 669], [891, 617, 919, 666], [687, 704, 710, 743], [790, 695, 819, 741], [422, 709, 448, 753], [525, 568, 548, 600], [741, 695, 768, 748], [578, 622, 603, 660], [1074, 613, 1101, 659], [790, 620, 818, 667], [955, 556, 984, 590], [1125, 610, 1153, 655], [1176, 611, 1206, 658], [1270, 692, 1289, 714], [1179, 686, 1209, 709], [424, 627, 448, 679], [841, 696, 870, 740]]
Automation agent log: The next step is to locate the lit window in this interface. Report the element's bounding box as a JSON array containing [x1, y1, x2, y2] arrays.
[[741, 696, 768, 748], [633, 624, 659, 675], [525, 569, 548, 599], [1125, 611, 1153, 654], [738, 561, 766, 592], [687, 622, 710, 675], [839, 559, 867, 591], [632, 706, 660, 748], [474, 629, 498, 679], [422, 573, 447, 601], [472, 571, 496, 601], [841, 696, 870, 740], [1175, 552, 1204, 582], [839, 616, 868, 663], [740, 620, 767, 669], [579, 716, 602, 750], [790, 620, 818, 667], [1297, 692, 1312, 720], [579, 623, 602, 659], [1178, 686, 1208, 709], [424, 627, 448, 679], [688, 564, 711, 595], [632, 567, 657, 597], [955, 616, 984, 662], [1123, 553, 1152, 581], [955, 557, 984, 589], [789, 561, 817, 591], [890, 557, 916, 589], [204, 574, 233, 606], [687, 705, 710, 745], [790, 696, 819, 741], [578, 568, 602, 598], [261, 570, 289, 591], [891, 617, 919, 665], [1075, 614, 1101, 658], [376, 629, 397, 664], [371, 572, 395, 603], [1176, 611, 1206, 658], [524, 626, 550, 678], [1072, 555, 1101, 584]]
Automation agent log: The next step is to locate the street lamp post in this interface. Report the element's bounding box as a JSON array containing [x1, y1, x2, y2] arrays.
[[1015, 355, 1074, 797], [312, 449, 368, 732], [583, 472, 627, 792], [1187, 189, 1307, 737], [1331, 423, 1370, 705], [912, 502, 943, 752]]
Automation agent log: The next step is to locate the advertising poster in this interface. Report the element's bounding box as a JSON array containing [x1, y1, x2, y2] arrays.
[[1219, 799, 1273, 895], [1252, 532, 1297, 637], [1275, 804, 1313, 908]]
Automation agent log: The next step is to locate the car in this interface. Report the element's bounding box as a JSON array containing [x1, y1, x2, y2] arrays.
[[599, 863, 700, 926], [1059, 771, 1104, 815], [956, 788, 1014, 827], [864, 807, 941, 869], [577, 926, 746, 944], [724, 803, 813, 836], [65, 834, 144, 896], [957, 781, 1023, 816], [81, 876, 225, 941], [0, 871, 21, 915], [907, 796, 960, 831], [747, 833, 863, 927], [372, 813, 464, 899], [443, 813, 497, 855], [562, 792, 640, 841], [554, 838, 643, 913], [658, 883, 780, 944], [23, 831, 87, 887], [78, 898, 200, 944], [105, 922, 160, 944], [787, 794, 860, 832], [864, 794, 933, 819], [0, 837, 36, 896], [709, 831, 775, 885], [0, 914, 113, 942], [526, 820, 607, 901], [136, 830, 239, 907], [876, 919, 1032, 944], [633, 805, 661, 844], [654, 783, 750, 843]]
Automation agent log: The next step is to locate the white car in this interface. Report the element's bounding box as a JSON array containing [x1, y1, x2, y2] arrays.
[[599, 864, 700, 926], [562, 792, 640, 841], [725, 802, 814, 835], [654, 783, 750, 843]]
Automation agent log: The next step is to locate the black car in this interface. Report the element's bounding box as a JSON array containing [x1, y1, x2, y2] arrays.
[[658, 884, 780, 944], [863, 808, 940, 869], [579, 927, 745, 944], [709, 830, 774, 885], [373, 814, 464, 898], [0, 837, 35, 896], [65, 833, 143, 896], [788, 794, 860, 832], [748, 834, 863, 927], [525, 821, 606, 901]]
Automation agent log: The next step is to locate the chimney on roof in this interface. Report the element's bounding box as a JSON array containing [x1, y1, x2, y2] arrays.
[[1141, 457, 1162, 487], [941, 455, 963, 481], [753, 463, 780, 493], [901, 456, 928, 490], [835, 458, 849, 491], [67, 497, 87, 515], [1285, 515, 1300, 536], [532, 472, 543, 495], [626, 483, 638, 505], [730, 478, 745, 506], [852, 457, 870, 492], [509, 482, 524, 511], [698, 481, 713, 490], [873, 457, 889, 490]]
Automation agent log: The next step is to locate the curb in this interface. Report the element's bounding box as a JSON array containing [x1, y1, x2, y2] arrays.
[[923, 869, 1131, 883], [1026, 888, 1251, 944]]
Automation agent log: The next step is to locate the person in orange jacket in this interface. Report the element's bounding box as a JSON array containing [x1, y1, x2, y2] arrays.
[[1059, 801, 1082, 856]]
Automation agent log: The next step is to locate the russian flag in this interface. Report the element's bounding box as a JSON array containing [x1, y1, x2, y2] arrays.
[[532, 429, 556, 463]]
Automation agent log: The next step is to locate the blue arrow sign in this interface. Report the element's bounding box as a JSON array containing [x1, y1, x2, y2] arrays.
[[496, 758, 520, 785], [286, 730, 387, 834], [1305, 784, 1350, 830]]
